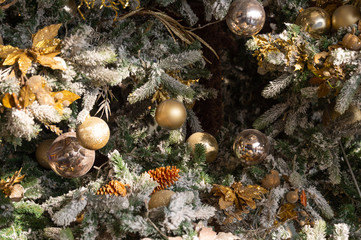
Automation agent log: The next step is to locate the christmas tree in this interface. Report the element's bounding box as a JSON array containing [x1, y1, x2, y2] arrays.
[[0, 0, 360, 239]]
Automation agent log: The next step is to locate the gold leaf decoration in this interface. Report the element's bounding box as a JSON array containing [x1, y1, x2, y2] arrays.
[[212, 182, 268, 223], [0, 168, 25, 197], [19, 85, 36, 108], [277, 203, 298, 223], [0, 24, 64, 76]]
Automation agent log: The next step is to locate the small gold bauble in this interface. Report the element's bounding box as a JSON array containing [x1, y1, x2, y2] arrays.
[[155, 99, 187, 130], [342, 33, 361, 51], [47, 132, 95, 178], [226, 0, 266, 37], [35, 139, 55, 169], [233, 129, 270, 165], [332, 5, 361, 30], [296, 7, 331, 37], [186, 132, 219, 163], [76, 117, 110, 150], [261, 170, 280, 190], [9, 184, 24, 202], [148, 190, 175, 209], [286, 190, 299, 203]]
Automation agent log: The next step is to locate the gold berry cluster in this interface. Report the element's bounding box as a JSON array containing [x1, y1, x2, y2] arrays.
[[96, 180, 129, 196], [148, 166, 180, 193]]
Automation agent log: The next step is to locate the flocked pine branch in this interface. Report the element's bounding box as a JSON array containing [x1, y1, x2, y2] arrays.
[[253, 103, 289, 130], [262, 74, 293, 98], [335, 74, 361, 114]]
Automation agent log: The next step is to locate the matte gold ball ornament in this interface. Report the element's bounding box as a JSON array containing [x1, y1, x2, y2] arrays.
[[47, 132, 95, 178], [186, 132, 219, 163], [76, 117, 110, 150], [286, 190, 299, 203], [155, 99, 187, 130], [233, 129, 270, 165], [332, 5, 361, 30], [148, 190, 175, 209], [226, 0, 266, 37], [296, 7, 331, 37], [36, 139, 55, 169]]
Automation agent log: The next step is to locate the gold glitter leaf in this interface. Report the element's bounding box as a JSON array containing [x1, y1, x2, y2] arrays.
[[0, 45, 19, 58], [277, 203, 298, 222], [19, 85, 36, 108], [1, 93, 14, 108], [18, 53, 33, 76], [36, 55, 65, 71], [32, 24, 62, 47], [3, 50, 22, 66]]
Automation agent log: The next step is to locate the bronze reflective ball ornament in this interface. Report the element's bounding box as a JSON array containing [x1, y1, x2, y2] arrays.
[[186, 132, 219, 163], [76, 117, 110, 150], [332, 5, 361, 31], [233, 129, 270, 165], [226, 0, 266, 37], [155, 99, 187, 130], [47, 132, 95, 178], [36, 139, 55, 169], [296, 7, 331, 36]]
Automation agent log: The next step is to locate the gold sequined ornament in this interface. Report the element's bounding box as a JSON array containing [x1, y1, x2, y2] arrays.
[[296, 7, 331, 37], [148, 190, 175, 209], [226, 0, 266, 37], [35, 139, 55, 169], [233, 129, 270, 165], [155, 99, 187, 130], [186, 132, 219, 163], [332, 5, 361, 30], [76, 117, 110, 150], [47, 132, 95, 178]]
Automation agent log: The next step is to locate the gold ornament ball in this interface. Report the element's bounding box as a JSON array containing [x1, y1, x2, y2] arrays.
[[296, 7, 331, 36], [155, 99, 187, 130], [9, 184, 24, 202], [226, 0, 266, 37], [261, 170, 280, 190], [186, 132, 219, 163], [47, 132, 95, 178], [233, 129, 270, 165], [148, 190, 175, 209], [76, 117, 110, 150], [332, 5, 361, 30], [286, 190, 299, 203], [36, 139, 55, 169]]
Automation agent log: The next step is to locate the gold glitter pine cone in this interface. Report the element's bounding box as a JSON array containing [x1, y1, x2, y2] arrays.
[[147, 166, 180, 193], [96, 180, 129, 196]]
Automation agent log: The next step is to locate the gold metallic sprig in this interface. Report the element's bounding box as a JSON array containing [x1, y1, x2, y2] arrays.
[[0, 168, 25, 197], [77, 0, 140, 20]]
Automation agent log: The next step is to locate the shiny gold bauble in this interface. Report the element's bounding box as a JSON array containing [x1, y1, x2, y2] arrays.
[[76, 117, 110, 150], [261, 170, 280, 190], [286, 190, 299, 203], [342, 33, 361, 51], [148, 190, 175, 209], [9, 184, 24, 202], [186, 132, 219, 163], [35, 139, 55, 169], [332, 5, 361, 30], [226, 0, 266, 37], [47, 132, 95, 178], [233, 129, 270, 165], [296, 7, 331, 37], [155, 99, 187, 130]]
